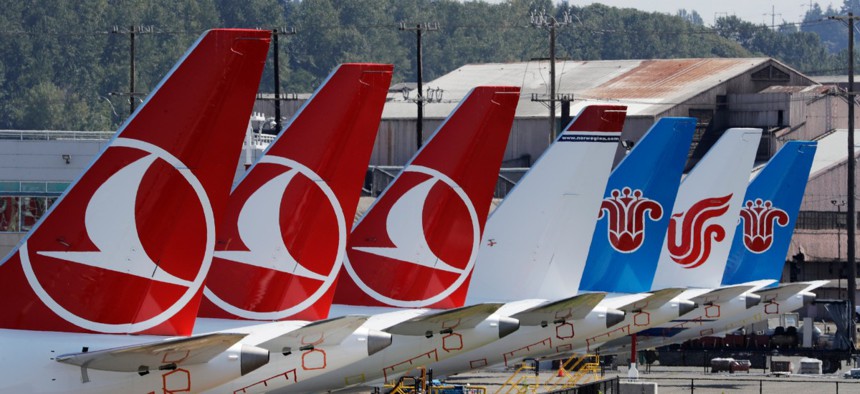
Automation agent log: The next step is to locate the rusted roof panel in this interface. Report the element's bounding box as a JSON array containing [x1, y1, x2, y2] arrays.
[[582, 58, 763, 99], [383, 58, 794, 119]]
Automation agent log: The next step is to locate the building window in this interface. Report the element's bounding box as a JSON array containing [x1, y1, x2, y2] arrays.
[[0, 197, 19, 232], [0, 181, 67, 233]]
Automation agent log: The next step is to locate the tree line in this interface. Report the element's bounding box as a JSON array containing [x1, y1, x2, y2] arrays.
[[0, 0, 854, 131]]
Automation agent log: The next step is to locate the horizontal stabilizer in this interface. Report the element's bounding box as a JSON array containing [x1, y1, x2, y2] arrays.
[[511, 293, 607, 326], [385, 303, 504, 336], [801, 280, 831, 292], [258, 315, 369, 354], [755, 283, 812, 302], [690, 284, 756, 305], [56, 333, 247, 372], [618, 288, 686, 312]]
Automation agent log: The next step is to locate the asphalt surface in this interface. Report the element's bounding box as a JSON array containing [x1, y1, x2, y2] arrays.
[[435, 361, 860, 393]]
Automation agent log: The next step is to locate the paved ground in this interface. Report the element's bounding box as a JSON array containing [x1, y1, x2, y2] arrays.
[[435, 361, 860, 393]]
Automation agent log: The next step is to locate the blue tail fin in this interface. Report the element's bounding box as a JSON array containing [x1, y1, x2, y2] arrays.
[[721, 141, 816, 285], [579, 118, 696, 293]]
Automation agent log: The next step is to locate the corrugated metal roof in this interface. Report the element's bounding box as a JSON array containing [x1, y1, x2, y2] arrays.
[[383, 57, 776, 119], [758, 85, 834, 94], [807, 129, 860, 178]]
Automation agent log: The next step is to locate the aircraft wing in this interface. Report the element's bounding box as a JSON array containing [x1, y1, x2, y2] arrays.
[[258, 315, 370, 355], [511, 293, 606, 326], [385, 303, 504, 336], [690, 284, 756, 305], [56, 333, 248, 372], [755, 282, 820, 302], [617, 288, 686, 312]]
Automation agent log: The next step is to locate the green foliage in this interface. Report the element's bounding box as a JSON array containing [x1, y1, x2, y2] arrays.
[[0, 0, 848, 130]]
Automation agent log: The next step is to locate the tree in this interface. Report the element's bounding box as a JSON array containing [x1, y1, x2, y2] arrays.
[[677, 9, 704, 26]]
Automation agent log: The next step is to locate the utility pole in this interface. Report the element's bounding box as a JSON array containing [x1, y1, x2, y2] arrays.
[[109, 25, 153, 117], [763, 5, 782, 30], [828, 12, 859, 346], [399, 22, 438, 149], [530, 9, 571, 140], [271, 27, 296, 132]]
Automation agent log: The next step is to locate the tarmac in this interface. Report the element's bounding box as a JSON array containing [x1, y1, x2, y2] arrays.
[[432, 360, 860, 393]]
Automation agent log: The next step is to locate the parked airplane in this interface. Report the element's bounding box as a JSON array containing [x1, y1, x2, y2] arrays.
[[0, 29, 278, 393], [192, 63, 399, 393], [425, 114, 699, 377], [617, 140, 825, 351], [564, 129, 767, 371], [204, 85, 523, 393], [572, 128, 767, 359]]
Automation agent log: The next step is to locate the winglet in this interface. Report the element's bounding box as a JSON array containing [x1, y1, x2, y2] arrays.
[[722, 141, 817, 286], [466, 105, 625, 303], [0, 29, 271, 335], [200, 64, 393, 321], [336, 86, 520, 308]]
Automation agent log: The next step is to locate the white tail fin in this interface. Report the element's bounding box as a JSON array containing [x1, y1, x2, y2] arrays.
[[650, 128, 762, 290], [465, 105, 626, 303]]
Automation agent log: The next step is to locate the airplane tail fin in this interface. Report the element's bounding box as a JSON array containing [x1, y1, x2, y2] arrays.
[[651, 128, 762, 290], [579, 117, 697, 294], [0, 29, 270, 335], [335, 86, 521, 308], [200, 63, 393, 321], [465, 105, 626, 303], [722, 141, 817, 285]]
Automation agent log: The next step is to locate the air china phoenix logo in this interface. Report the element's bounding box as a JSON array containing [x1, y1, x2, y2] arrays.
[[667, 194, 732, 269], [739, 199, 789, 254], [19, 138, 214, 333], [343, 165, 480, 308], [598, 187, 663, 253], [203, 156, 346, 320]]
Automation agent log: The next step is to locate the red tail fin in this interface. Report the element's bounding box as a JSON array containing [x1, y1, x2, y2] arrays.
[[199, 63, 393, 321], [0, 29, 270, 335], [335, 86, 521, 309], [565, 105, 627, 132]]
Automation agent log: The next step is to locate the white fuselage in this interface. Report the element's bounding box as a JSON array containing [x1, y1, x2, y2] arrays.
[[0, 328, 249, 393], [267, 304, 507, 393], [570, 294, 694, 354], [427, 292, 691, 377], [624, 290, 813, 351], [196, 318, 375, 394]]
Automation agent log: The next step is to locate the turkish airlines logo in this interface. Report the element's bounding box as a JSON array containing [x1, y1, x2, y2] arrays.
[[598, 187, 663, 253], [19, 138, 214, 333], [343, 165, 480, 308], [203, 156, 346, 320], [667, 194, 732, 269], [739, 199, 788, 254]]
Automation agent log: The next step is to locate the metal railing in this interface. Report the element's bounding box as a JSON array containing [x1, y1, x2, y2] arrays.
[[545, 377, 619, 394], [0, 130, 115, 141], [642, 375, 860, 394]]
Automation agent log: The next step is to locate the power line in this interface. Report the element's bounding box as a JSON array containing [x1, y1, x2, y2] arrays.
[[108, 25, 155, 117], [826, 12, 859, 347], [529, 9, 572, 141]]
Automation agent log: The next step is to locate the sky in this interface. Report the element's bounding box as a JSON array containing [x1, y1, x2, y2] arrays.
[[480, 1, 838, 27], [566, 0, 818, 26]]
